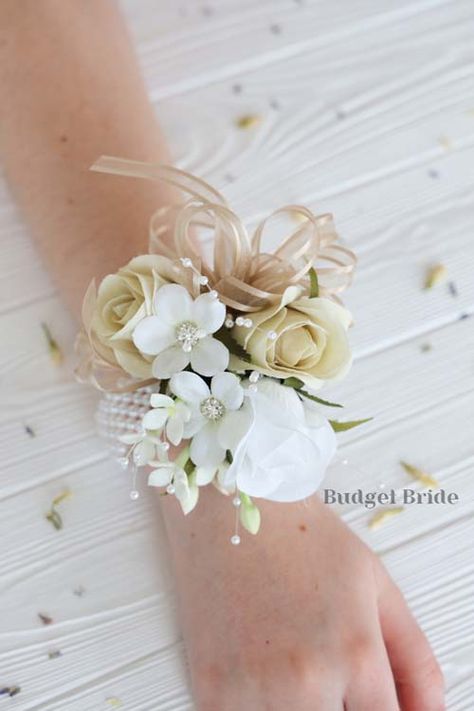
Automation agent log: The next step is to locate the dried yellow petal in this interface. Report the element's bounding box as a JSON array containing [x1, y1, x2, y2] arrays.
[[369, 507, 404, 531], [45, 509, 63, 531], [52, 489, 72, 507], [105, 698, 122, 707], [424, 263, 447, 289], [41, 323, 64, 365], [438, 135, 452, 150], [400, 461, 439, 488], [236, 114, 262, 129], [45, 489, 72, 530]]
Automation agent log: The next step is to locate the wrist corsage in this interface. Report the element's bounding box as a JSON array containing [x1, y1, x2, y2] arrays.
[[76, 156, 367, 542]]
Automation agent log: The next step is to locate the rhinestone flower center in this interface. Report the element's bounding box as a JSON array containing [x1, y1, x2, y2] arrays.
[[200, 396, 226, 421], [175, 321, 200, 352]]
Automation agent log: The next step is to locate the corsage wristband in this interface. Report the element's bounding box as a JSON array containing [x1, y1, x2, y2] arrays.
[[76, 156, 365, 542]]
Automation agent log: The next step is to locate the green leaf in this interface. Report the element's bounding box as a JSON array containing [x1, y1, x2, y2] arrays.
[[239, 493, 261, 535], [282, 377, 304, 389], [309, 267, 319, 297], [216, 327, 252, 363], [184, 458, 195, 476], [330, 417, 373, 432], [299, 390, 343, 408], [282, 377, 343, 408]]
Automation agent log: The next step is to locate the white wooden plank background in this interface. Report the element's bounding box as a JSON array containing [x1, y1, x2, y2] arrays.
[[1, 0, 474, 708]]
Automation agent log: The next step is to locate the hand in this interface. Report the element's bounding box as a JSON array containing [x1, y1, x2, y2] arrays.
[[161, 488, 444, 710]]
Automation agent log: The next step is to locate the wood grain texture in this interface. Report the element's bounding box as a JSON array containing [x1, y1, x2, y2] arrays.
[[1, 0, 473, 708]]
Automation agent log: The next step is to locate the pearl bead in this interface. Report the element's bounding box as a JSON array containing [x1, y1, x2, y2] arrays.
[[182, 342, 193, 353], [209, 290, 218, 299], [249, 371, 260, 383], [232, 496, 241, 507], [230, 535, 241, 545], [166, 484, 176, 495], [268, 331, 278, 341], [130, 490, 140, 500], [235, 316, 245, 326], [243, 318, 253, 328], [225, 317, 234, 328], [180, 257, 192, 267], [199, 275, 209, 285]]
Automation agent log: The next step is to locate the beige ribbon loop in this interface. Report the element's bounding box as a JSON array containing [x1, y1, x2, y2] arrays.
[[90, 156, 356, 311], [91, 156, 226, 206]]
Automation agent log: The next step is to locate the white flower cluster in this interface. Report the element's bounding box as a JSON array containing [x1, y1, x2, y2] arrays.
[[80, 160, 362, 541], [118, 280, 339, 536]]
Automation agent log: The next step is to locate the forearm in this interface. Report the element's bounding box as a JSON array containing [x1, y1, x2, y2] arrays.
[[0, 0, 214, 557], [0, 0, 175, 317]]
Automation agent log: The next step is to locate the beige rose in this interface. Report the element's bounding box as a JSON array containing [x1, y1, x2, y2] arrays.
[[88, 254, 180, 379], [231, 288, 352, 390]]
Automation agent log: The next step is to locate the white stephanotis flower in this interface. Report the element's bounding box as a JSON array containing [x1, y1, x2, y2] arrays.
[[119, 430, 166, 466], [169, 370, 244, 467], [148, 462, 198, 514], [132, 284, 228, 379], [222, 378, 337, 502], [193, 461, 234, 492], [142, 393, 191, 446]]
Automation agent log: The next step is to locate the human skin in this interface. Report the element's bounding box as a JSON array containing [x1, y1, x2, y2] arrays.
[[0, 2, 445, 709]]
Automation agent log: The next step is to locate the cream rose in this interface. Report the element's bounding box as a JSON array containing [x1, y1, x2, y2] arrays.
[[231, 288, 352, 390], [88, 254, 179, 379]]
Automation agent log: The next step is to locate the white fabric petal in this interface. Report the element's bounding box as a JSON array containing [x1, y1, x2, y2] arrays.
[[174, 469, 199, 515], [183, 414, 207, 438], [148, 466, 174, 487], [192, 292, 226, 334], [217, 407, 253, 452], [170, 371, 209, 405], [166, 415, 184, 446], [190, 336, 229, 376], [195, 465, 217, 486], [132, 316, 174, 355], [142, 408, 168, 430], [211, 372, 244, 411], [214, 461, 235, 495], [152, 345, 190, 379], [154, 284, 193, 324], [148, 447, 169, 465], [133, 438, 155, 465], [150, 393, 174, 408], [174, 401, 191, 423], [223, 379, 336, 502], [244, 422, 336, 502], [257, 377, 306, 420], [190, 423, 226, 467]]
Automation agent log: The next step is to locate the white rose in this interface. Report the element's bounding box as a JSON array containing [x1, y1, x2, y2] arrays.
[[231, 289, 352, 391], [221, 378, 336, 502], [88, 254, 179, 378]]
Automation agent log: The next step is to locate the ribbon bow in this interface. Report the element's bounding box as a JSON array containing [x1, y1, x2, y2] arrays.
[[91, 156, 356, 313]]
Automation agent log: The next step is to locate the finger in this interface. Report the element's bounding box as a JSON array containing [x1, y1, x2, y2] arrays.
[[344, 639, 400, 711], [377, 567, 445, 711]]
